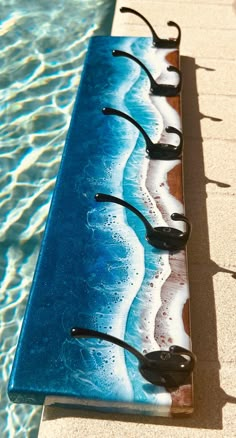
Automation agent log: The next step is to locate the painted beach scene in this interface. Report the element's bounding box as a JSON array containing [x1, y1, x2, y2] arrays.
[[8, 36, 193, 417]]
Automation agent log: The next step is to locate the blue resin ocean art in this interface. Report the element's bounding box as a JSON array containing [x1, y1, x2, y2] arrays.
[[8, 36, 193, 416]]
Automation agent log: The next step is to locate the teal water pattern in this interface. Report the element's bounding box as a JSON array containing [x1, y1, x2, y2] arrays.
[[8, 35, 172, 411], [8, 27, 192, 415]]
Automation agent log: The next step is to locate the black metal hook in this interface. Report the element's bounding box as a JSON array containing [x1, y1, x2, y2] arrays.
[[95, 193, 191, 251], [112, 50, 182, 96], [120, 7, 181, 48], [71, 327, 195, 387], [102, 107, 183, 160]]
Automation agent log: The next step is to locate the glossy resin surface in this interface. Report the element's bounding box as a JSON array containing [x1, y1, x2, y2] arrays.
[[8, 36, 192, 416]]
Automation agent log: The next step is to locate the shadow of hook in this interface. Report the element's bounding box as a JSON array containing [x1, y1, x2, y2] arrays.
[[210, 259, 236, 279], [195, 64, 216, 72], [205, 177, 231, 188]]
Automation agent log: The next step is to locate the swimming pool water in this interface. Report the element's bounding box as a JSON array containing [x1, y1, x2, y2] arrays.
[[0, 1, 115, 436]]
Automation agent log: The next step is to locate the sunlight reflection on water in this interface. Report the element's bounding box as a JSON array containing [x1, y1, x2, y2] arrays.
[[0, 1, 115, 436]]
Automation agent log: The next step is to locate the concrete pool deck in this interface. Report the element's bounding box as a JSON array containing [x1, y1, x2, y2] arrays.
[[38, 0, 236, 436]]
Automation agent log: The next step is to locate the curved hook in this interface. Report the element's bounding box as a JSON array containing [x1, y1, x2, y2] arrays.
[[71, 327, 196, 387], [112, 50, 182, 96], [95, 193, 191, 251], [71, 327, 147, 364], [120, 7, 181, 48], [102, 107, 183, 159], [169, 345, 196, 371]]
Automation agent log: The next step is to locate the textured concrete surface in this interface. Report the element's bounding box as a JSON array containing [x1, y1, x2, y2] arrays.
[[38, 0, 236, 436]]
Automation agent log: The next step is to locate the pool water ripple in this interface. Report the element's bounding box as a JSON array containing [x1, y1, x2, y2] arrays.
[[0, 0, 115, 436]]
